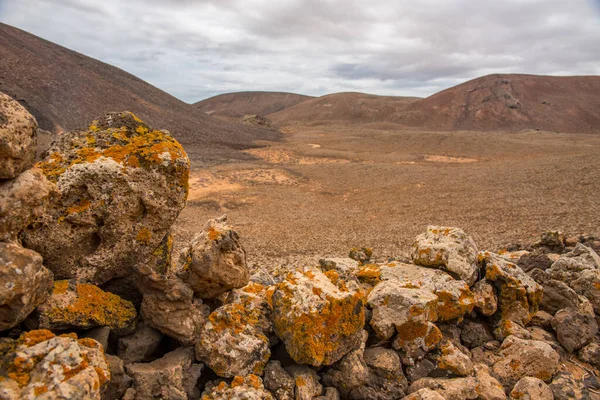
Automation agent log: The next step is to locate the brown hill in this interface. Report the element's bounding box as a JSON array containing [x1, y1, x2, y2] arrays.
[[268, 92, 421, 125], [195, 91, 313, 122], [0, 23, 279, 163], [392, 74, 600, 133]]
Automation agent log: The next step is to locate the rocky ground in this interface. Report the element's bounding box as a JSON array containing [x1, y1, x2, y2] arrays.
[[1, 94, 600, 399]]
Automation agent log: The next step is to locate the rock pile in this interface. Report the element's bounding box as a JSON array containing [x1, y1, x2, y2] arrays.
[[1, 96, 599, 399]]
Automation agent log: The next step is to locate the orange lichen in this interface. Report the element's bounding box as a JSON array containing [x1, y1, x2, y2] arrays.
[[509, 359, 521, 371], [53, 280, 69, 295], [136, 228, 153, 245], [296, 376, 306, 387], [231, 376, 245, 388], [357, 264, 381, 286], [435, 289, 475, 321], [34, 385, 49, 396], [66, 199, 92, 215], [78, 338, 101, 350], [207, 226, 221, 241], [45, 281, 136, 331], [18, 330, 56, 347]]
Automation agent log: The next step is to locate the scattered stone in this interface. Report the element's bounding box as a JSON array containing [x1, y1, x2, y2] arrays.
[[263, 360, 295, 400], [37, 280, 136, 333], [103, 354, 133, 400], [271, 268, 365, 366], [549, 370, 591, 400], [402, 388, 446, 400], [550, 297, 598, 353], [517, 250, 554, 272], [319, 257, 360, 278], [537, 279, 580, 315], [493, 319, 532, 341], [406, 359, 436, 383], [196, 282, 271, 377], [528, 310, 553, 329], [22, 112, 189, 284], [0, 168, 56, 242], [481, 252, 543, 326], [349, 247, 373, 264], [125, 347, 201, 400], [285, 365, 323, 400], [0, 330, 109, 399], [577, 342, 600, 370], [200, 375, 274, 399], [432, 339, 473, 377], [472, 279, 498, 316], [536, 231, 565, 252], [510, 377, 553, 400], [118, 323, 164, 364], [411, 226, 479, 286], [460, 320, 494, 349], [0, 242, 53, 331], [491, 335, 560, 390], [408, 377, 479, 400], [0, 92, 37, 179], [473, 363, 507, 400], [315, 387, 340, 400]]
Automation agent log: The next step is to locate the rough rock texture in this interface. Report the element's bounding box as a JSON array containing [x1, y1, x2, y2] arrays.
[[135, 263, 209, 345], [263, 360, 295, 400], [578, 342, 600, 370], [271, 268, 365, 366], [481, 252, 543, 326], [408, 377, 479, 400], [125, 347, 201, 400], [103, 354, 133, 400], [411, 226, 479, 285], [200, 375, 274, 400], [550, 297, 598, 352], [402, 388, 446, 399], [0, 330, 109, 399], [285, 365, 323, 400], [537, 278, 580, 315], [472, 280, 498, 316], [176, 215, 249, 299], [491, 336, 560, 390], [510, 377, 553, 400], [473, 363, 507, 400], [196, 282, 272, 377], [549, 371, 591, 400], [432, 339, 473, 377], [0, 168, 56, 242], [460, 320, 494, 349], [37, 280, 136, 333], [117, 324, 164, 364], [22, 112, 189, 284], [0, 242, 53, 331], [0, 92, 37, 179]]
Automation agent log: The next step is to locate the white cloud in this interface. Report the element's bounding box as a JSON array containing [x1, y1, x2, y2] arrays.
[[1, 0, 599, 102]]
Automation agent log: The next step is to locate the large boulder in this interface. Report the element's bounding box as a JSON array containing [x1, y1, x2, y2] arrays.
[[196, 282, 272, 377], [0, 92, 37, 179], [0, 168, 56, 242], [22, 112, 189, 285], [411, 226, 479, 286], [125, 347, 201, 400], [201, 375, 274, 399], [0, 242, 53, 331], [550, 297, 598, 353], [0, 330, 109, 399], [480, 252, 542, 326], [37, 280, 136, 334], [176, 215, 249, 299], [271, 268, 365, 367], [491, 335, 560, 390]]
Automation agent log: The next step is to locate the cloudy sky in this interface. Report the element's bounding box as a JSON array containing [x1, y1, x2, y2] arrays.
[[1, 0, 599, 103]]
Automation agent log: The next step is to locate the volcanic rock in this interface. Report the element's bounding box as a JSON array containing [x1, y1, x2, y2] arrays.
[[103, 354, 133, 400], [550, 297, 598, 353], [510, 377, 553, 400], [263, 360, 295, 400], [117, 323, 164, 364], [0, 92, 37, 179], [201, 374, 274, 399]]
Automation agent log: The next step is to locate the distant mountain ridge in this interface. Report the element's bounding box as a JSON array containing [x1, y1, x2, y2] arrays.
[[0, 23, 280, 163]]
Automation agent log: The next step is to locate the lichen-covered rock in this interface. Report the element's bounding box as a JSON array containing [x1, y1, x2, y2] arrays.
[[577, 342, 600, 370], [37, 280, 136, 333], [126, 347, 201, 400], [493, 320, 532, 341], [117, 323, 164, 364], [0, 330, 109, 399], [408, 377, 479, 400], [200, 375, 274, 400], [285, 365, 323, 400], [510, 377, 553, 400], [0, 168, 56, 242], [22, 112, 189, 285], [0, 92, 37, 179], [195, 282, 272, 377], [491, 336, 560, 390], [550, 297, 598, 353], [0, 242, 53, 331], [411, 226, 479, 286], [319, 257, 360, 278], [135, 264, 209, 345], [472, 280, 498, 316], [536, 231, 565, 252], [263, 360, 295, 400], [473, 363, 507, 400], [481, 252, 543, 326], [176, 215, 248, 299], [271, 268, 365, 367], [433, 339, 473, 377], [402, 388, 446, 400], [548, 371, 591, 400], [546, 244, 600, 315]]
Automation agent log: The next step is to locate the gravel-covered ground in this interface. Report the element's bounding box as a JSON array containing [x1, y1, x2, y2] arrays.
[[173, 124, 600, 270]]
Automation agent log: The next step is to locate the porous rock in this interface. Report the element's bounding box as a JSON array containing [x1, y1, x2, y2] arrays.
[[200, 375, 274, 400], [510, 377, 553, 400], [176, 215, 248, 299], [285, 365, 323, 400], [0, 92, 37, 179], [37, 280, 136, 333], [472, 279, 498, 316], [0, 330, 109, 399], [432, 339, 473, 377], [411, 226, 479, 286], [401, 388, 446, 400], [473, 363, 507, 400], [491, 335, 560, 390], [460, 319, 494, 349], [0, 168, 56, 242], [577, 342, 600, 370], [408, 376, 479, 400], [22, 112, 189, 285], [263, 360, 295, 400], [271, 268, 365, 367], [125, 347, 201, 400], [548, 370, 591, 400], [195, 282, 272, 377], [0, 242, 53, 331], [550, 297, 598, 353]]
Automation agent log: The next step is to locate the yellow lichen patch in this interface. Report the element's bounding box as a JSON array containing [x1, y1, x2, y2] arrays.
[[53, 280, 69, 295], [34, 385, 49, 396], [35, 152, 66, 181], [231, 376, 245, 388], [242, 282, 265, 294], [66, 199, 92, 215], [45, 281, 136, 331], [207, 226, 221, 241], [296, 376, 306, 387], [136, 228, 153, 245], [247, 374, 262, 390], [435, 289, 475, 321], [78, 338, 101, 350], [357, 264, 381, 286], [18, 330, 55, 347]]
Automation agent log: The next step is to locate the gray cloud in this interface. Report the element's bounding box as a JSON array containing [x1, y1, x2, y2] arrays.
[[0, 0, 599, 102]]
